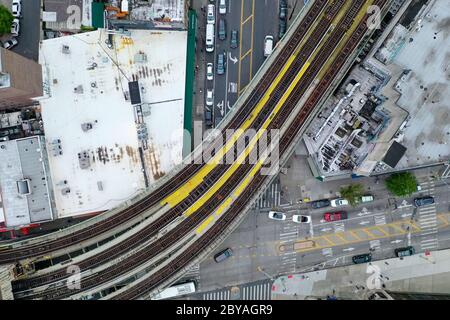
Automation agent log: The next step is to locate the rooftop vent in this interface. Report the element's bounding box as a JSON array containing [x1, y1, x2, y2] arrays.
[[62, 45, 70, 54]]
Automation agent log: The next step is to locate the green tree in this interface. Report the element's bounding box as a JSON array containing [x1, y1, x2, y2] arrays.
[[340, 183, 364, 206], [385, 172, 417, 197], [0, 5, 13, 36]]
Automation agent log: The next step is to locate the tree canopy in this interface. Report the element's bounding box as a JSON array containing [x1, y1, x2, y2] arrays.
[[340, 183, 364, 206], [0, 5, 13, 36], [385, 172, 417, 197]]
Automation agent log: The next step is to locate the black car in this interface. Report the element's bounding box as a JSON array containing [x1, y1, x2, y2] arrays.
[[414, 196, 434, 207], [394, 246, 415, 257], [279, 18, 287, 38], [279, 0, 287, 19], [214, 248, 233, 263], [205, 109, 213, 127], [230, 30, 239, 49], [352, 253, 372, 264], [311, 199, 331, 209]]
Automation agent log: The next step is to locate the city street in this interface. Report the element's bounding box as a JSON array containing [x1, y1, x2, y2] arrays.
[[204, 0, 284, 127], [195, 172, 450, 294]]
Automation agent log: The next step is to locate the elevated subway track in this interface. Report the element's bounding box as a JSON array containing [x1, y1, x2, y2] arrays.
[[22, 0, 389, 300], [11, 0, 332, 294], [0, 0, 329, 265], [110, 0, 390, 300]]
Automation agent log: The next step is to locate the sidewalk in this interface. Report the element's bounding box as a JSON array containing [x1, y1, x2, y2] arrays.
[[272, 248, 450, 299], [279, 140, 447, 203]]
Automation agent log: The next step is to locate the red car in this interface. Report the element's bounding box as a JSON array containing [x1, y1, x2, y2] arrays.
[[324, 211, 348, 222]]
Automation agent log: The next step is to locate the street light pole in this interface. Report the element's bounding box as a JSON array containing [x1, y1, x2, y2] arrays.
[[257, 266, 275, 281]]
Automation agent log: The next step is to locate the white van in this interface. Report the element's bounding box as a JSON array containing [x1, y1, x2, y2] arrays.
[[206, 23, 215, 52], [264, 35, 274, 57], [207, 4, 215, 24]]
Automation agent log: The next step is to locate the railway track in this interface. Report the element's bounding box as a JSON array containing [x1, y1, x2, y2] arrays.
[[0, 0, 330, 265], [110, 0, 389, 300], [17, 0, 374, 300], [11, 0, 333, 293]]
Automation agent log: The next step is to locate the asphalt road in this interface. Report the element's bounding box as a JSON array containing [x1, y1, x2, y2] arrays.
[[204, 0, 279, 127], [11, 0, 40, 61], [196, 175, 450, 292]]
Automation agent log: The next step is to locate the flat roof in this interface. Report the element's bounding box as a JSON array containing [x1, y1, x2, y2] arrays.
[[387, 0, 450, 168], [39, 29, 186, 218], [0, 136, 53, 227], [383, 141, 407, 168]]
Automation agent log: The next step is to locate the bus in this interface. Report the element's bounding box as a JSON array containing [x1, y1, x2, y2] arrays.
[[151, 281, 196, 300]]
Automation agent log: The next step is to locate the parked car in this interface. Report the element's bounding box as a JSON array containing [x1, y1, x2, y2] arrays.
[[219, 0, 227, 14], [218, 18, 227, 40], [2, 38, 18, 50], [205, 109, 213, 127], [293, 215, 311, 224], [217, 52, 226, 75], [360, 195, 374, 203], [12, 0, 21, 18], [268, 211, 286, 221], [206, 90, 214, 107], [264, 35, 274, 57], [230, 30, 239, 49], [394, 246, 415, 258], [279, 0, 288, 19], [352, 253, 372, 264], [279, 18, 287, 38], [311, 199, 331, 209], [206, 63, 214, 81], [414, 196, 434, 207], [207, 4, 215, 24], [330, 198, 349, 207], [214, 248, 233, 263], [324, 211, 348, 222], [11, 18, 20, 36]]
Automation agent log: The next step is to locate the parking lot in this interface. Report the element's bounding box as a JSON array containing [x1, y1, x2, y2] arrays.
[[0, 0, 41, 61]]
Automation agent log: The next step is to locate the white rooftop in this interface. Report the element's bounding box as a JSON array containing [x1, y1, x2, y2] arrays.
[[389, 0, 450, 168], [39, 29, 186, 218], [0, 136, 54, 227]]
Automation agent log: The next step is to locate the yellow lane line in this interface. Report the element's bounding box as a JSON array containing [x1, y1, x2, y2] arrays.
[[322, 236, 336, 246], [241, 48, 252, 60], [249, 0, 255, 80], [238, 0, 244, 93], [292, 214, 450, 254], [335, 233, 349, 243], [350, 231, 362, 240], [242, 14, 253, 25]]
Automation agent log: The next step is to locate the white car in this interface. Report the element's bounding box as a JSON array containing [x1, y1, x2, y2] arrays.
[[206, 63, 214, 81], [207, 4, 215, 24], [3, 38, 18, 50], [292, 215, 311, 224], [12, 0, 21, 17], [206, 89, 214, 107], [330, 198, 349, 207], [11, 18, 20, 36], [219, 0, 226, 14], [268, 211, 286, 221]]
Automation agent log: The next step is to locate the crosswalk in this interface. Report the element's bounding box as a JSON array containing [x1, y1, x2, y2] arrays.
[[322, 247, 333, 257], [333, 222, 345, 233], [370, 239, 381, 251], [202, 282, 272, 300], [417, 180, 439, 251], [254, 182, 281, 209], [374, 214, 387, 226]]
